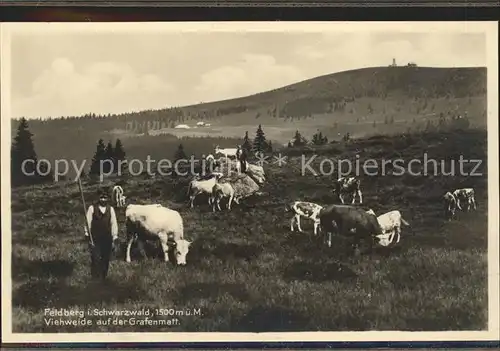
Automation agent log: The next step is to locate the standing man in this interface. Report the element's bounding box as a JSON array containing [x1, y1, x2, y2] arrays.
[[236, 145, 241, 161], [84, 188, 119, 281], [239, 146, 248, 173]]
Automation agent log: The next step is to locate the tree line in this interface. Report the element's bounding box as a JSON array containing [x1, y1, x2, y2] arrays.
[[10, 113, 475, 186]]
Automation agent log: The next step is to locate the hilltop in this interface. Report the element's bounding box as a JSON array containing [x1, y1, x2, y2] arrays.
[[15, 66, 487, 128], [185, 66, 486, 113]]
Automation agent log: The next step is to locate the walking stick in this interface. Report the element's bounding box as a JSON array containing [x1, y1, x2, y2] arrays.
[[77, 176, 95, 247]]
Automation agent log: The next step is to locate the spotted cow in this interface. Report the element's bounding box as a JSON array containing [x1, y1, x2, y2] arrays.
[[332, 177, 363, 204], [285, 201, 323, 235]]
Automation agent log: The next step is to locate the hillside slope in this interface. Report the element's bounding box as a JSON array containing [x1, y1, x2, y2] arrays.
[[15, 66, 487, 128], [189, 66, 487, 111]]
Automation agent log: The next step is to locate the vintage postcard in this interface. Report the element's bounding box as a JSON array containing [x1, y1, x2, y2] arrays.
[[1, 21, 498, 344]]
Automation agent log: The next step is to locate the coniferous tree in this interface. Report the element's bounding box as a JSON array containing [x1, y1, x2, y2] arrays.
[[114, 139, 126, 174], [90, 139, 106, 177], [253, 124, 268, 153], [242, 131, 252, 154], [312, 130, 327, 145], [312, 132, 319, 145], [104, 141, 114, 174], [293, 130, 306, 147], [343, 132, 351, 142], [174, 143, 187, 161], [11, 118, 50, 186], [267, 140, 273, 152]]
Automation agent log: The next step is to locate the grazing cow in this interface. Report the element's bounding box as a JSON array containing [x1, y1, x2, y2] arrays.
[[443, 191, 457, 220], [285, 201, 323, 235], [214, 145, 238, 159], [318, 204, 384, 252], [332, 177, 363, 204], [452, 188, 477, 212], [211, 182, 235, 212], [366, 209, 410, 245], [125, 204, 192, 265], [112, 185, 126, 208], [186, 174, 223, 208]]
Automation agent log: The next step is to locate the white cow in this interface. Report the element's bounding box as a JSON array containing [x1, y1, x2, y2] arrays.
[[366, 209, 410, 245], [215, 145, 238, 158], [286, 201, 323, 235], [443, 191, 457, 220], [452, 188, 477, 212], [211, 182, 235, 212], [186, 174, 222, 208], [112, 185, 126, 208], [125, 204, 192, 265]]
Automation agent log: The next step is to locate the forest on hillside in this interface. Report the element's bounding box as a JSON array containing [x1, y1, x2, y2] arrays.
[[12, 66, 486, 134]]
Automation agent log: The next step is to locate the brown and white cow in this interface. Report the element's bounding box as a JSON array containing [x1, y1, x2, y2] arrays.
[[285, 201, 323, 235], [332, 177, 363, 204], [211, 182, 235, 212], [318, 204, 384, 252], [186, 173, 223, 208], [443, 191, 457, 220], [452, 188, 477, 212]]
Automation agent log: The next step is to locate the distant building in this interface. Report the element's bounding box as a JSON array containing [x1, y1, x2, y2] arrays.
[[390, 58, 397, 67], [407, 62, 417, 67], [196, 121, 205, 126], [174, 124, 190, 129]]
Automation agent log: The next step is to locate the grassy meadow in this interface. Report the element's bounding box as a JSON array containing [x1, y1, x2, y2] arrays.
[[10, 128, 489, 332]]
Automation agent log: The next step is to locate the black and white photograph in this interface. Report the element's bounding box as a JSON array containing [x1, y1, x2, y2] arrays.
[[1, 22, 498, 343]]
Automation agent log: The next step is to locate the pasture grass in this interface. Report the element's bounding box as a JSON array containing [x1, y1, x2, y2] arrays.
[[10, 129, 489, 332]]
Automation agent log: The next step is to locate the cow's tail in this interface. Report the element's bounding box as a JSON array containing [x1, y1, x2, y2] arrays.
[[401, 218, 410, 227]]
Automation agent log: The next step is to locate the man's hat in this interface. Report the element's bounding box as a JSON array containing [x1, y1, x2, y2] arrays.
[[97, 188, 109, 198]]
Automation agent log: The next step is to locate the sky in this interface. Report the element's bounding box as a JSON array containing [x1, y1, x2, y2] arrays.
[[8, 29, 487, 119]]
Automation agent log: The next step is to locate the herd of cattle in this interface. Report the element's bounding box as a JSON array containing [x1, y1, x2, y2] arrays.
[[108, 146, 479, 266]]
